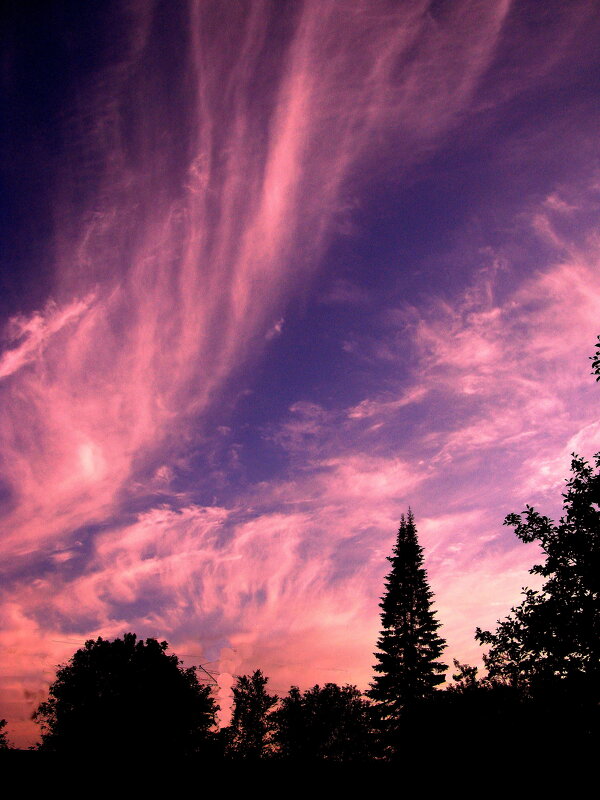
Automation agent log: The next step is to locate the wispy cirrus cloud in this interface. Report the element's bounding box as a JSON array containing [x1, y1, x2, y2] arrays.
[[0, 0, 513, 561], [0, 297, 94, 380], [4, 190, 598, 745], [3, 1, 600, 748]]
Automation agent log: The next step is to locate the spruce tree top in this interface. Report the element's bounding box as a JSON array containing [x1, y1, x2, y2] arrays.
[[369, 510, 447, 715]]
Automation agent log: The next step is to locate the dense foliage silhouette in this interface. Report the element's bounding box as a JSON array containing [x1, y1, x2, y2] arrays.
[[225, 669, 278, 759], [33, 633, 218, 755], [438, 659, 528, 748], [476, 454, 600, 737], [0, 719, 10, 750], [275, 682, 374, 761]]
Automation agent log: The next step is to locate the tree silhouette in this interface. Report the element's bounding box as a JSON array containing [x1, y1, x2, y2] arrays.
[[417, 658, 530, 757], [0, 719, 11, 750], [226, 669, 278, 759], [34, 633, 219, 755], [275, 683, 374, 761], [590, 334, 600, 381], [368, 510, 447, 728], [476, 453, 600, 720]]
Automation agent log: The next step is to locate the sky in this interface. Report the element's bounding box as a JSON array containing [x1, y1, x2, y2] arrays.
[[1, 0, 600, 747]]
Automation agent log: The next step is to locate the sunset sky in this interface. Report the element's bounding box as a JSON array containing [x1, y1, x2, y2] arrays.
[[2, 0, 600, 747]]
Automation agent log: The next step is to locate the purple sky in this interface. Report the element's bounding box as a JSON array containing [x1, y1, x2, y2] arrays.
[[1, 0, 600, 747]]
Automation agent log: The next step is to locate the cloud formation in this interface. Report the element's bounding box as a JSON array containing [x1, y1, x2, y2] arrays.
[[1, 1, 600, 746]]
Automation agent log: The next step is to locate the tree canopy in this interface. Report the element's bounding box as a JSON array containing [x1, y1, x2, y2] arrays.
[[590, 334, 600, 381], [476, 453, 600, 705], [226, 669, 278, 759], [368, 510, 447, 720], [34, 633, 219, 755], [275, 683, 373, 761], [0, 719, 11, 750]]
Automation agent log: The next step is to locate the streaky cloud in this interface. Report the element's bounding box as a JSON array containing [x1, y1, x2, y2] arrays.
[[2, 1, 600, 747]]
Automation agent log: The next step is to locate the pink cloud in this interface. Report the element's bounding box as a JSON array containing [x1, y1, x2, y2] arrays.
[[0, 296, 94, 380], [0, 436, 545, 745], [382, 198, 600, 486], [0, 1, 513, 564], [3, 3, 599, 748]]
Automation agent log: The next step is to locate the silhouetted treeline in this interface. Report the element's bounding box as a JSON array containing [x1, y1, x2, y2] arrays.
[[5, 453, 599, 756], [2, 345, 598, 755], [18, 446, 597, 758]]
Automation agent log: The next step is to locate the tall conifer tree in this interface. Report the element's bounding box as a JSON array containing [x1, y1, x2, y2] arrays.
[[369, 510, 447, 718]]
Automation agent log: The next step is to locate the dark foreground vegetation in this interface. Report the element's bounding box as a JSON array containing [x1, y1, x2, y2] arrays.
[[2, 340, 599, 757]]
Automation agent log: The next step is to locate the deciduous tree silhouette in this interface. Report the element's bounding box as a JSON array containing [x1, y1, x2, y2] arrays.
[[226, 669, 277, 759], [440, 659, 526, 748], [275, 683, 374, 761], [368, 510, 447, 734], [590, 334, 600, 381], [476, 453, 600, 725], [468, 340, 600, 747], [0, 719, 11, 750], [34, 633, 219, 755]]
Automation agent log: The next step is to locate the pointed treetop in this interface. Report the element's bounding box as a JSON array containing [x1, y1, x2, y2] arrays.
[[369, 509, 447, 715]]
